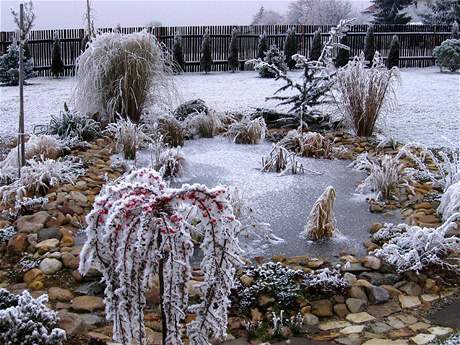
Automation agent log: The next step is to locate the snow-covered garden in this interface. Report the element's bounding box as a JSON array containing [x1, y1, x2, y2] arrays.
[[1, 2, 460, 345]]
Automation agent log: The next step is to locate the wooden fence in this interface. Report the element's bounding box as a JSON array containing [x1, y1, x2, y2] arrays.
[[0, 24, 452, 76]]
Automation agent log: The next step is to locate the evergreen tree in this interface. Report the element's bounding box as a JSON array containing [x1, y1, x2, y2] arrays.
[[335, 34, 350, 68], [228, 28, 239, 72], [252, 5, 265, 25], [51, 32, 64, 78], [0, 42, 34, 85], [284, 27, 298, 69], [200, 29, 213, 74], [364, 24, 376, 64], [309, 29, 322, 61], [453, 21, 460, 39], [387, 34, 400, 69], [257, 31, 268, 59], [257, 44, 288, 78], [173, 31, 185, 72], [372, 0, 413, 24], [422, 0, 460, 25]]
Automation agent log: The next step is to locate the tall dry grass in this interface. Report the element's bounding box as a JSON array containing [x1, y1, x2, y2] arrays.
[[335, 52, 399, 137]]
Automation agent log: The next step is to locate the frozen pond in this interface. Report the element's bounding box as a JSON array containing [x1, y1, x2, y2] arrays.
[[138, 138, 402, 259]]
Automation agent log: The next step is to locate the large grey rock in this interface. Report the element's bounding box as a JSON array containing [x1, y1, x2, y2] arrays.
[[366, 286, 390, 304], [346, 298, 368, 313], [38, 227, 62, 241], [39, 258, 62, 275]]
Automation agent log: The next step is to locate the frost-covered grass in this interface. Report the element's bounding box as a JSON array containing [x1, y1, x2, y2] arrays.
[[438, 181, 460, 221], [0, 68, 458, 146]]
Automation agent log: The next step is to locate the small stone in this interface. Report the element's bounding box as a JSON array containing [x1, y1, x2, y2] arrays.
[[362, 340, 408, 345], [7, 233, 28, 255], [334, 303, 350, 318], [369, 223, 383, 234], [319, 320, 351, 331], [340, 325, 365, 334], [35, 238, 60, 253], [16, 211, 50, 233], [398, 295, 421, 308], [28, 280, 44, 290], [350, 286, 368, 301], [409, 322, 430, 332], [343, 272, 357, 285], [49, 287, 74, 302], [396, 313, 418, 325], [61, 252, 79, 269], [399, 282, 422, 296], [428, 326, 453, 336], [346, 298, 368, 313], [39, 258, 63, 275], [60, 234, 75, 247], [71, 296, 105, 312], [70, 191, 88, 205], [362, 256, 382, 270], [23, 268, 44, 284], [58, 311, 86, 335], [311, 299, 333, 317], [239, 274, 254, 287], [410, 334, 436, 345], [371, 321, 392, 334], [38, 227, 62, 241], [367, 301, 401, 318], [345, 312, 375, 324], [303, 313, 319, 326], [366, 286, 390, 304], [387, 316, 406, 329], [420, 294, 439, 303]]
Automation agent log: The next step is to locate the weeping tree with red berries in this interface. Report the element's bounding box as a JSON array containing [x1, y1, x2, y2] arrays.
[[79, 168, 245, 345]]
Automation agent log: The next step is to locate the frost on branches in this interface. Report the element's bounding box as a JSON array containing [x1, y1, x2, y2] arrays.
[[0, 289, 66, 345], [372, 213, 460, 273], [438, 181, 460, 221], [79, 168, 244, 345]]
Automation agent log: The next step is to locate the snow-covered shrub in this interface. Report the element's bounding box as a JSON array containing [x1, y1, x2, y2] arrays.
[[157, 147, 186, 178], [157, 116, 184, 147], [106, 118, 149, 160], [173, 99, 208, 121], [79, 168, 243, 345], [227, 117, 267, 144], [0, 42, 35, 86], [335, 52, 399, 137], [433, 39, 460, 72], [278, 130, 333, 158], [397, 143, 459, 191], [253, 44, 288, 78], [14, 196, 48, 214], [0, 134, 66, 171], [302, 186, 337, 240], [73, 31, 176, 124], [0, 226, 16, 244], [184, 110, 221, 138], [428, 331, 460, 345], [372, 223, 408, 244], [303, 268, 349, 297], [261, 144, 304, 175], [237, 262, 303, 313], [0, 289, 66, 345], [350, 153, 413, 201], [40, 104, 101, 142], [0, 167, 16, 186], [372, 213, 460, 273], [438, 181, 460, 221], [0, 157, 84, 203]]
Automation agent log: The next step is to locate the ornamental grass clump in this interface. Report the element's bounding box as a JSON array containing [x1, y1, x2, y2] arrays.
[[261, 144, 304, 175], [73, 31, 176, 124], [335, 52, 399, 137], [278, 130, 333, 158], [184, 111, 222, 138], [227, 117, 267, 144], [438, 181, 460, 221], [302, 186, 337, 241], [157, 116, 184, 147], [106, 118, 149, 160], [79, 168, 243, 345]]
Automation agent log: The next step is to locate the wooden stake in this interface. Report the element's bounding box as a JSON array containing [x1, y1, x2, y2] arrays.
[[18, 3, 25, 175]]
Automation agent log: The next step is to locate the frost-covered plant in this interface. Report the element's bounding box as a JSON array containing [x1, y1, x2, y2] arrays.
[[278, 129, 333, 158], [184, 110, 222, 138], [14, 196, 48, 214], [397, 142, 460, 191], [350, 153, 413, 201], [372, 213, 460, 273], [438, 181, 460, 221], [79, 168, 243, 345], [0, 289, 66, 345], [0, 226, 16, 243], [0, 167, 16, 186], [237, 262, 303, 313], [302, 186, 337, 241], [261, 144, 304, 175], [38, 104, 101, 142], [433, 39, 460, 72], [0, 157, 84, 203], [73, 31, 176, 124], [372, 223, 408, 244], [0, 134, 66, 171], [252, 44, 288, 78], [157, 116, 184, 147], [106, 118, 149, 160], [227, 117, 267, 144], [0, 42, 35, 86], [335, 52, 399, 137], [303, 268, 349, 297], [17, 254, 41, 273], [264, 20, 353, 124], [157, 147, 186, 178]]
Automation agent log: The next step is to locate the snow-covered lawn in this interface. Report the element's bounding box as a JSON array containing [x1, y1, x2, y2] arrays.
[[0, 67, 458, 147]]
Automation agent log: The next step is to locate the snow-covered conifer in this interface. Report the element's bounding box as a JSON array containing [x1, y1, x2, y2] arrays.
[[0, 42, 34, 85], [51, 32, 64, 78], [200, 29, 213, 73], [387, 35, 400, 69], [173, 31, 185, 72], [257, 31, 268, 59], [284, 27, 298, 70], [335, 34, 350, 68], [364, 25, 376, 65], [228, 28, 239, 72], [309, 29, 322, 61]]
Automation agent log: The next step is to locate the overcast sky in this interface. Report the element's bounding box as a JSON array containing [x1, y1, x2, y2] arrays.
[[1, 0, 371, 31]]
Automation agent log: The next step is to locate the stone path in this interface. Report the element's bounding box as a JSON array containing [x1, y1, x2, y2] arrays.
[[428, 297, 460, 329]]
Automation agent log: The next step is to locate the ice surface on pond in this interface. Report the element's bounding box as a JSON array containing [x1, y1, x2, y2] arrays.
[[137, 137, 402, 258]]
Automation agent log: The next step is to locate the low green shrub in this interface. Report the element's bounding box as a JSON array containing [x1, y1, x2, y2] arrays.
[[433, 39, 460, 72]]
